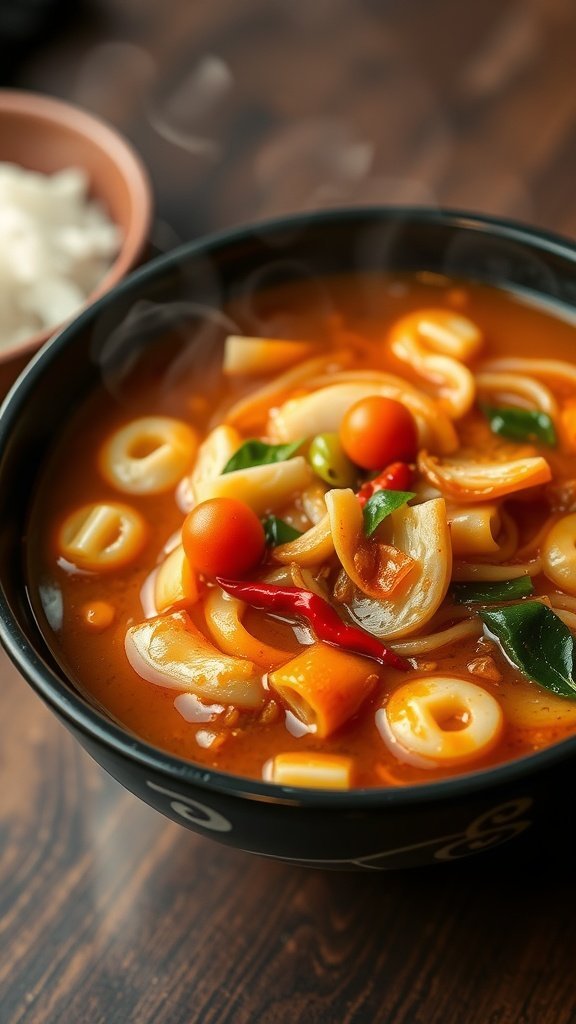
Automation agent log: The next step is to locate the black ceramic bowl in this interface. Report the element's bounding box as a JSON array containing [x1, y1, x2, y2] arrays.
[[2, 208, 576, 871]]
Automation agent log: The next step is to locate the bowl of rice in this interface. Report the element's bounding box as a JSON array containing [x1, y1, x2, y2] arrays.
[[0, 89, 152, 395]]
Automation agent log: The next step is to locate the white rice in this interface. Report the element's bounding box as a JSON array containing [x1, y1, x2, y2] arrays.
[[0, 162, 121, 350]]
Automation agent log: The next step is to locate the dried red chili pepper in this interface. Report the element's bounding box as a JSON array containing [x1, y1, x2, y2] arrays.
[[216, 578, 409, 670], [357, 461, 413, 507]]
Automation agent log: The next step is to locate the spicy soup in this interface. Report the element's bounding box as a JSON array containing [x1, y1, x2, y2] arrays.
[[27, 272, 576, 789]]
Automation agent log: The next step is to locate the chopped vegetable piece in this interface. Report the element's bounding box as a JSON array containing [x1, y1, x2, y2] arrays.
[[270, 379, 457, 453], [189, 424, 242, 502], [340, 396, 418, 470], [480, 602, 576, 698], [270, 642, 378, 737], [327, 488, 416, 600], [263, 516, 302, 547], [362, 489, 416, 537], [203, 586, 290, 668], [346, 498, 452, 639], [216, 578, 409, 670], [223, 336, 315, 376], [125, 611, 265, 708], [272, 513, 334, 567], [183, 497, 265, 577], [482, 405, 557, 447], [155, 544, 199, 613], [223, 438, 303, 473], [357, 462, 413, 507], [195, 457, 312, 515], [452, 577, 534, 605], [418, 450, 552, 500], [308, 432, 357, 487]]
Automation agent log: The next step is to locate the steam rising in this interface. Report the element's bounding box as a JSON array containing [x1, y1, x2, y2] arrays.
[[148, 56, 234, 158], [63, 2, 566, 411], [94, 298, 239, 405], [66, 2, 559, 235]]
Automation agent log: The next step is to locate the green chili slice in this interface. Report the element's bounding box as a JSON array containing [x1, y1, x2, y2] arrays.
[[482, 405, 556, 447]]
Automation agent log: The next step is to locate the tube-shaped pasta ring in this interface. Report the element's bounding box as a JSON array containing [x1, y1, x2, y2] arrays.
[[394, 310, 483, 360], [377, 676, 503, 768], [58, 501, 148, 572], [264, 752, 354, 789], [488, 509, 519, 563], [452, 509, 518, 567], [99, 416, 197, 495], [269, 642, 379, 738], [447, 503, 502, 557], [389, 309, 483, 418], [542, 513, 576, 595]]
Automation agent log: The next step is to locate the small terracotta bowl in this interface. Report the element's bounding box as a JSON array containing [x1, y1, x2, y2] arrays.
[[0, 89, 152, 396]]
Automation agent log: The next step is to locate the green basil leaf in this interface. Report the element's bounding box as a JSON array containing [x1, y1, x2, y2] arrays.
[[453, 577, 534, 605], [223, 438, 304, 474], [362, 490, 415, 537], [481, 602, 576, 698], [482, 405, 556, 447], [262, 516, 302, 547]]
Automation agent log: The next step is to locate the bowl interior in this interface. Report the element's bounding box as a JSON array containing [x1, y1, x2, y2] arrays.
[[2, 206, 576, 804]]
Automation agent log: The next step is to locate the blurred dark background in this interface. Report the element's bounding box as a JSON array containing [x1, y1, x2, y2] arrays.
[[2, 0, 576, 245]]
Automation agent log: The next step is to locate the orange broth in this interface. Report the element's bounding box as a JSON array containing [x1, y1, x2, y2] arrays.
[[27, 271, 576, 787]]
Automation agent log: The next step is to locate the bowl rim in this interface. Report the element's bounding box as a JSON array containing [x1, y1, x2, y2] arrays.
[[2, 203, 576, 809], [0, 88, 152, 365]]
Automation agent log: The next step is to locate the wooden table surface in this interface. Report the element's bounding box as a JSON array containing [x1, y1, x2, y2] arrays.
[[3, 1, 576, 1021]]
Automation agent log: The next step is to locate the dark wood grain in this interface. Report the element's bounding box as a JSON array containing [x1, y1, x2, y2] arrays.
[[4, 1, 576, 1021]]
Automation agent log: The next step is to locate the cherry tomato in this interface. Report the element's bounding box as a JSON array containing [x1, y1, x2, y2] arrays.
[[182, 497, 265, 578], [340, 396, 418, 470]]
